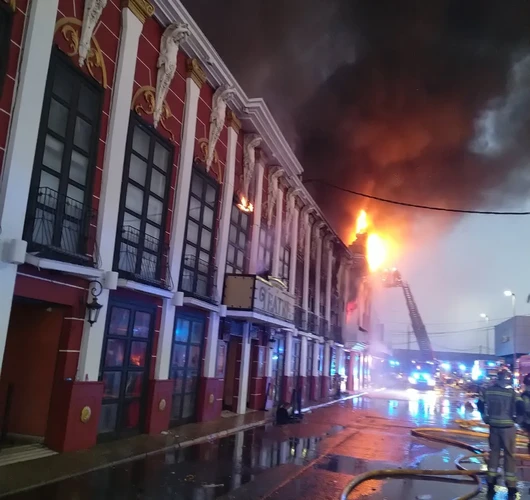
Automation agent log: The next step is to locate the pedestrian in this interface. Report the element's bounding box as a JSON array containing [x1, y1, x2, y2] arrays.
[[477, 367, 524, 498], [520, 373, 530, 455]]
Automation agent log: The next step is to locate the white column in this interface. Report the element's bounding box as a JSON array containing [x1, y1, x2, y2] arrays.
[[236, 323, 251, 414], [323, 341, 331, 377], [325, 241, 333, 324], [0, 0, 59, 370], [343, 263, 351, 326], [300, 335, 308, 377], [302, 211, 310, 314], [284, 330, 293, 377], [77, 7, 145, 381], [272, 187, 283, 277], [266, 337, 274, 378], [248, 156, 264, 274], [288, 206, 299, 295], [156, 63, 205, 380], [314, 225, 323, 316], [312, 341, 320, 377]]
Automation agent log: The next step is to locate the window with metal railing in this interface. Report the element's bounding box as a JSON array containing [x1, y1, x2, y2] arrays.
[[24, 48, 102, 266], [278, 245, 290, 283], [180, 167, 219, 301], [0, 2, 12, 99], [115, 114, 174, 289], [226, 204, 249, 274], [258, 226, 273, 275]]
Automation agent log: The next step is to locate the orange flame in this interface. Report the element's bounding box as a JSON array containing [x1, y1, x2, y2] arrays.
[[355, 209, 368, 234], [237, 195, 254, 213], [353, 210, 390, 273]]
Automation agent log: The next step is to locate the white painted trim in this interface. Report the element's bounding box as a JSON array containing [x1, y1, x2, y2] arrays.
[[271, 188, 283, 277], [25, 254, 104, 280], [325, 245, 333, 323], [96, 9, 144, 271], [117, 279, 174, 298], [236, 322, 251, 414], [16, 272, 86, 290], [202, 312, 219, 378], [284, 330, 293, 377], [155, 298, 175, 379], [225, 310, 295, 330], [248, 161, 264, 274], [300, 335, 308, 378], [302, 211, 310, 315], [312, 340, 320, 377], [314, 225, 323, 316], [182, 296, 220, 313], [288, 207, 299, 295]]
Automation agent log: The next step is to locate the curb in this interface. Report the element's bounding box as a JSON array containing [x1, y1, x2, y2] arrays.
[[0, 390, 373, 497]]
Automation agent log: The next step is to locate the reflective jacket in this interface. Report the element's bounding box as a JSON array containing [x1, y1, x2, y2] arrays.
[[476, 381, 524, 428]]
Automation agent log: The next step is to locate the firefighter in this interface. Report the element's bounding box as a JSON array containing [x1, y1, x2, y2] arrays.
[[521, 373, 530, 455], [477, 367, 524, 498]]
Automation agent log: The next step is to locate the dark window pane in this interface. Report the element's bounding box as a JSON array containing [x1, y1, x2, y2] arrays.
[[52, 71, 72, 102], [190, 321, 203, 343], [227, 245, 235, 264], [187, 221, 199, 244], [148, 196, 163, 225], [184, 373, 198, 393], [108, 307, 130, 336], [69, 150, 89, 185], [78, 85, 98, 119], [200, 229, 211, 251], [42, 135, 64, 172], [205, 184, 216, 205], [171, 395, 182, 420], [125, 183, 144, 214], [125, 371, 144, 398], [129, 154, 147, 185], [102, 372, 121, 399], [122, 400, 140, 429], [175, 319, 190, 342], [229, 224, 237, 243], [153, 142, 169, 171], [238, 232, 246, 248], [105, 339, 125, 367], [241, 214, 248, 230], [133, 311, 151, 338], [48, 99, 68, 136], [74, 117, 92, 151], [188, 345, 200, 369], [203, 206, 213, 228], [98, 404, 118, 433], [133, 126, 150, 158], [231, 206, 239, 222], [129, 341, 147, 367], [150, 169, 165, 197], [188, 196, 201, 219], [171, 344, 187, 368], [182, 394, 195, 419], [191, 175, 202, 196], [173, 373, 184, 393]]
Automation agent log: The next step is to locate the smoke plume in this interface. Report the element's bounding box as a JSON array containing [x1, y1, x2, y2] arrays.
[[183, 0, 530, 243]]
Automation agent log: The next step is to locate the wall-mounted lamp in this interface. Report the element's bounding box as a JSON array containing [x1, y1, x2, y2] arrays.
[[86, 280, 103, 326]]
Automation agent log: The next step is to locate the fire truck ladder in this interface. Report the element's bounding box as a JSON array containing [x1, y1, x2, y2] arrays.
[[382, 270, 434, 361]]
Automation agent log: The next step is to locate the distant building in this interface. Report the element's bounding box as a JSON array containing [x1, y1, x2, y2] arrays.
[[494, 316, 530, 362]]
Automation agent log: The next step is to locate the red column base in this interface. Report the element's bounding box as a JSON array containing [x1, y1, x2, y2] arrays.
[[321, 376, 331, 399], [197, 377, 223, 422], [145, 379, 173, 435], [310, 376, 320, 401], [281, 376, 293, 404], [248, 376, 264, 410], [45, 380, 103, 453], [261, 376, 272, 410]]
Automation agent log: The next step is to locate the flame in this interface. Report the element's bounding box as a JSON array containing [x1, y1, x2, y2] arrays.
[[237, 195, 254, 213], [355, 210, 368, 234], [352, 209, 392, 273]]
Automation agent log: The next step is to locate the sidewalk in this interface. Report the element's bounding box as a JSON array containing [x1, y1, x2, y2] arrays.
[[0, 391, 367, 497]]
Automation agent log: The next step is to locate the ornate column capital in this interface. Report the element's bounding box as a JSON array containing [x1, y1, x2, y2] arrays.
[[186, 58, 207, 88], [121, 0, 154, 23], [226, 109, 241, 133]]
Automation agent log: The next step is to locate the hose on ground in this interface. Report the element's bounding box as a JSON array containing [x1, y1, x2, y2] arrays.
[[340, 423, 530, 500]]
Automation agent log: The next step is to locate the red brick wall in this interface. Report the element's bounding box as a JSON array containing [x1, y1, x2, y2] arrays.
[[233, 128, 243, 195], [0, 0, 30, 174]]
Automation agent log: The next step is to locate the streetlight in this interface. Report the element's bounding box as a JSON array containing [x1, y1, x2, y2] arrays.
[[504, 291, 516, 383], [480, 313, 489, 355]]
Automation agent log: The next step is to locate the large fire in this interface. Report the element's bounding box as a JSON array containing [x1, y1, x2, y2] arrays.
[[352, 210, 390, 272]]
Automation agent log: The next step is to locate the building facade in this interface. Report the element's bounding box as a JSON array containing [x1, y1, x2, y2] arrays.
[[0, 0, 372, 453]]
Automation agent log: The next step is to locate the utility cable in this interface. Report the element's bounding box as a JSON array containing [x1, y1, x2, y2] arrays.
[[303, 179, 530, 215]]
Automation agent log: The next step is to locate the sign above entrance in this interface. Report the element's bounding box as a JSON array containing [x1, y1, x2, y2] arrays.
[[223, 275, 295, 323]]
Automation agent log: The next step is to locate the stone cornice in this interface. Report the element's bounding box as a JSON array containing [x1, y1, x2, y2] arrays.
[[121, 0, 155, 23]]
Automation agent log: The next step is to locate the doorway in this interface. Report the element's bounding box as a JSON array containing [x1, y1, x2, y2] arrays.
[[271, 335, 285, 405], [222, 337, 240, 412], [169, 313, 205, 426], [98, 302, 154, 439]]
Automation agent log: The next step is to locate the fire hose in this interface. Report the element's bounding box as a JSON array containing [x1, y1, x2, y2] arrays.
[[340, 422, 530, 500]]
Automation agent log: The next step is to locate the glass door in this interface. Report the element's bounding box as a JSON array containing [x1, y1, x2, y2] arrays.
[[169, 313, 205, 425], [271, 335, 285, 405], [98, 303, 153, 439]]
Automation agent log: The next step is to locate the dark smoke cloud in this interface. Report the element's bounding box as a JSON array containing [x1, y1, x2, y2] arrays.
[[182, 0, 530, 242]]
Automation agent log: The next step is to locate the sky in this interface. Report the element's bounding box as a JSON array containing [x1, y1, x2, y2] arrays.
[[182, 0, 530, 354]]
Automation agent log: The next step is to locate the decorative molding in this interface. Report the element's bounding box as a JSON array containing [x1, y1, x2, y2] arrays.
[[206, 84, 234, 170], [54, 17, 108, 88], [196, 138, 222, 181], [285, 187, 302, 242], [78, 0, 107, 67], [2, 0, 16, 12], [131, 85, 175, 141], [186, 57, 207, 87], [226, 109, 241, 133], [121, 0, 155, 23], [154, 22, 190, 128], [241, 134, 261, 202], [266, 168, 284, 228], [298, 205, 314, 252]]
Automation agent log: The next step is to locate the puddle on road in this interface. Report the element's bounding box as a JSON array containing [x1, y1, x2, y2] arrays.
[[6, 425, 327, 500]]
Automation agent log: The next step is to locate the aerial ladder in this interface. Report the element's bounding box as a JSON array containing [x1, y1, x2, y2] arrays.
[[381, 269, 434, 361]]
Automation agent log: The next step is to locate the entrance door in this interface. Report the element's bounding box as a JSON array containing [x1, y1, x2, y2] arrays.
[[98, 303, 154, 439], [271, 336, 285, 405], [169, 313, 205, 426]]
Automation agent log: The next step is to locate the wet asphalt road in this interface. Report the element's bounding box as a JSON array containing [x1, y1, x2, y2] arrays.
[[5, 388, 530, 500]]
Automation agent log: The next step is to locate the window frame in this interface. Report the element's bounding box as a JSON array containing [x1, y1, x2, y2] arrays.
[[258, 226, 273, 274], [24, 46, 103, 261], [114, 111, 174, 286], [0, 2, 13, 98], [278, 245, 290, 282], [180, 165, 220, 299], [226, 202, 250, 275]]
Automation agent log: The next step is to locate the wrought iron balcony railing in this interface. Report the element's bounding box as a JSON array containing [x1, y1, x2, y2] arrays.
[[307, 311, 317, 333], [330, 324, 343, 344], [320, 317, 330, 338], [24, 187, 100, 267], [294, 305, 307, 330], [116, 225, 173, 290], [180, 254, 218, 303]]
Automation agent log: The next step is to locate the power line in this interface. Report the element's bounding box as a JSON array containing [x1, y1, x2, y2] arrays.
[[303, 179, 530, 215]]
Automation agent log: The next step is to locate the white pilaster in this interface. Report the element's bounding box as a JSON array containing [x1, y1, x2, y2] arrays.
[[272, 188, 283, 277], [248, 158, 264, 274], [302, 211, 310, 314], [300, 335, 308, 378], [325, 241, 333, 324], [77, 8, 145, 381], [343, 262, 351, 326], [314, 225, 323, 317], [266, 337, 274, 378], [288, 206, 299, 295], [236, 323, 251, 414], [312, 341, 320, 377], [323, 341, 331, 377], [0, 0, 59, 370], [284, 330, 293, 377]]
